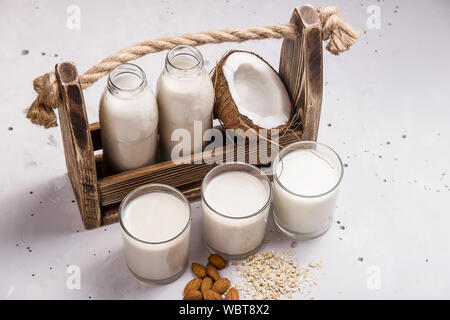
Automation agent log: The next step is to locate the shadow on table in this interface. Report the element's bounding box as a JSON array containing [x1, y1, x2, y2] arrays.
[[1, 173, 85, 243], [81, 249, 163, 299]]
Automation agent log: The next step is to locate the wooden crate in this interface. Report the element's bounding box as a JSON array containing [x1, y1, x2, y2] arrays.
[[55, 5, 323, 230]]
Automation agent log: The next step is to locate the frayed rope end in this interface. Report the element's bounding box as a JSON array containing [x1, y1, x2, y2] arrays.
[[26, 72, 61, 128], [26, 99, 58, 129]]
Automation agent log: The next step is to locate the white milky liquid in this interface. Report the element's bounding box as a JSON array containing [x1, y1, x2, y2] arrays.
[[157, 55, 214, 161], [123, 192, 189, 242], [202, 171, 270, 256], [277, 150, 339, 196], [273, 149, 341, 235], [121, 192, 190, 281], [100, 74, 158, 173]]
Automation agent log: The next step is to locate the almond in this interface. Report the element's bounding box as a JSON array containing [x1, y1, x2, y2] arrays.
[[183, 290, 202, 300], [208, 254, 227, 270], [225, 287, 239, 300], [192, 263, 206, 278], [212, 278, 230, 294], [201, 277, 213, 295], [183, 278, 202, 294], [203, 289, 223, 300], [206, 263, 220, 281]]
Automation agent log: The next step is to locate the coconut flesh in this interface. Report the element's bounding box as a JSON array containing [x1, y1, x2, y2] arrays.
[[214, 51, 293, 132]]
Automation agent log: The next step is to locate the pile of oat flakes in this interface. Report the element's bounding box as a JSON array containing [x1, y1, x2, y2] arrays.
[[229, 249, 323, 300]]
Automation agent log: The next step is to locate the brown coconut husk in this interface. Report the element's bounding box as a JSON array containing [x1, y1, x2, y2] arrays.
[[212, 50, 300, 139]]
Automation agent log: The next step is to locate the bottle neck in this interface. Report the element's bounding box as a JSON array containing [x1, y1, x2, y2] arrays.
[[107, 63, 147, 96], [165, 45, 204, 78]]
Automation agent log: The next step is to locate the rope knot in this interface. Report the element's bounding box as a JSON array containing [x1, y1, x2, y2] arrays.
[[317, 6, 359, 55], [26, 72, 61, 128], [318, 6, 339, 41], [34, 72, 61, 107]]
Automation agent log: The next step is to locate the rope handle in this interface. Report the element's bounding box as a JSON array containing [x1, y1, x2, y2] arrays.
[[26, 6, 359, 128]]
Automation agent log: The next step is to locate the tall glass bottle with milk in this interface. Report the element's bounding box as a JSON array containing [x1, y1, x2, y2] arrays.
[[99, 63, 158, 173], [157, 45, 214, 161]]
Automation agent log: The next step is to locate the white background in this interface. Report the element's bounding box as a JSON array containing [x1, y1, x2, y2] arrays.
[[0, 0, 449, 299]]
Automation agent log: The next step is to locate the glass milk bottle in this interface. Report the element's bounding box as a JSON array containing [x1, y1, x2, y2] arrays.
[[99, 63, 159, 173], [157, 45, 214, 161]]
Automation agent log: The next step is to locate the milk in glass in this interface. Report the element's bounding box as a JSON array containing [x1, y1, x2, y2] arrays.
[[202, 163, 272, 258], [120, 184, 191, 283], [272, 142, 343, 239]]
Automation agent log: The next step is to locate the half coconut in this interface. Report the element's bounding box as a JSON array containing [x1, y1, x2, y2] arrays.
[[213, 50, 295, 136]]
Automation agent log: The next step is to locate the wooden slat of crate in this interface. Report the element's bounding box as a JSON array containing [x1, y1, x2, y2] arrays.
[[55, 62, 102, 229], [89, 122, 102, 151], [279, 5, 322, 141]]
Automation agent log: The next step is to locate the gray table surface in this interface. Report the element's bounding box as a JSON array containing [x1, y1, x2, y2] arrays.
[[1, 0, 449, 299]]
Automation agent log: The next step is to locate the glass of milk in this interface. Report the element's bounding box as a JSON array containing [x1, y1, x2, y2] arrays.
[[119, 184, 191, 284], [157, 45, 214, 162], [201, 163, 272, 259], [272, 141, 344, 240], [99, 63, 159, 173]]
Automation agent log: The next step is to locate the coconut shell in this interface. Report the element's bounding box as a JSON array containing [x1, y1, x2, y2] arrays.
[[212, 50, 298, 137]]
